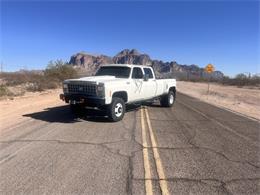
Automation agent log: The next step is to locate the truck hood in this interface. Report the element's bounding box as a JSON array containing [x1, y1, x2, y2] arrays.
[[65, 75, 126, 84]]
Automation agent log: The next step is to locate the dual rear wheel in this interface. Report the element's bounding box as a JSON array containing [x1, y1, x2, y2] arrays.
[[160, 90, 175, 107]]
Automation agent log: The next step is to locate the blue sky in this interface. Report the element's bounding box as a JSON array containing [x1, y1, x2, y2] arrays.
[[1, 0, 259, 76]]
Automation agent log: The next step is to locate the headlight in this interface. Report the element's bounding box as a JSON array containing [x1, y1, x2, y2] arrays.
[[97, 85, 103, 91], [96, 83, 104, 97], [63, 83, 68, 93], [63, 83, 68, 88]]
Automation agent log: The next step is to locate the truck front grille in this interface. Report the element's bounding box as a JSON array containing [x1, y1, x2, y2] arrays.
[[68, 83, 96, 95]]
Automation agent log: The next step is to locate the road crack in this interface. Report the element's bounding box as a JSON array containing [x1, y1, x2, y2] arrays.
[[142, 146, 260, 169], [161, 108, 260, 169]]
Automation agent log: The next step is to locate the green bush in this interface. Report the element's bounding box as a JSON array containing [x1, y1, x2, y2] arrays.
[[44, 60, 78, 82]]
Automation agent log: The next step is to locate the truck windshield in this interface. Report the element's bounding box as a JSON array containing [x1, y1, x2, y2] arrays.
[[95, 66, 131, 78]]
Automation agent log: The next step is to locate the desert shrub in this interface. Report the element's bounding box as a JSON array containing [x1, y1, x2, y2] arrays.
[[0, 60, 78, 94], [25, 78, 59, 92], [221, 74, 260, 87], [25, 82, 43, 92], [44, 60, 78, 82], [176, 72, 260, 87], [36, 80, 59, 91], [0, 85, 13, 96], [234, 74, 249, 86], [0, 71, 44, 86]]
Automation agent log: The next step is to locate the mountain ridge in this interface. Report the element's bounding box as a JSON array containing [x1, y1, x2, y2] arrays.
[[69, 49, 224, 79]]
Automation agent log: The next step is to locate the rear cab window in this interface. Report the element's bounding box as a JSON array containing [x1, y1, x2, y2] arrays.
[[143, 68, 154, 79], [132, 67, 144, 79]]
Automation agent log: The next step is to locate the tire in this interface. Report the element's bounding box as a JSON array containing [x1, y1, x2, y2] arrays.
[[108, 97, 125, 122], [160, 90, 175, 107]]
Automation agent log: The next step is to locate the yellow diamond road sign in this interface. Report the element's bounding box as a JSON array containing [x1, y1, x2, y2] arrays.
[[205, 64, 215, 73]]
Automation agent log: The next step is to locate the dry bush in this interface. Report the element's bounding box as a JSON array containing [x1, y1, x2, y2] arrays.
[[176, 72, 260, 87], [0, 60, 78, 96], [0, 85, 13, 96], [44, 60, 78, 82], [221, 74, 260, 87], [0, 71, 44, 86], [27, 80, 59, 92]]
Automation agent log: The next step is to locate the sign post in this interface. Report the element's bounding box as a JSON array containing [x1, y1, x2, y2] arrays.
[[204, 64, 215, 99]]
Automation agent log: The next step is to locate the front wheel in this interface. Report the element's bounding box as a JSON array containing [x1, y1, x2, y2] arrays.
[[108, 97, 125, 122], [160, 90, 175, 107]]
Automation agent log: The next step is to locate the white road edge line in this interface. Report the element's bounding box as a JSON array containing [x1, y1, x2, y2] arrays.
[[178, 92, 259, 122], [178, 100, 258, 146]]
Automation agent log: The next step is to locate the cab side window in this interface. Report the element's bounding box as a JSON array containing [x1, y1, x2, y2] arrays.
[[144, 68, 154, 79], [132, 67, 143, 79]]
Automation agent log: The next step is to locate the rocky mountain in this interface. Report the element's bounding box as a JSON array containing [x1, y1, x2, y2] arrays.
[[69, 49, 224, 79], [69, 52, 113, 73], [113, 49, 152, 65]]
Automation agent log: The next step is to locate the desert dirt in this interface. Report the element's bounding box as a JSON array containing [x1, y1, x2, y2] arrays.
[[177, 81, 260, 120], [0, 89, 63, 133]]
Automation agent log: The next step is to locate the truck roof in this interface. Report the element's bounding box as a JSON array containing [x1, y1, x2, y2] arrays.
[[100, 64, 152, 69]]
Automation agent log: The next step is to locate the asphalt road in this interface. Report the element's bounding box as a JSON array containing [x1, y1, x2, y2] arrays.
[[0, 93, 259, 195]]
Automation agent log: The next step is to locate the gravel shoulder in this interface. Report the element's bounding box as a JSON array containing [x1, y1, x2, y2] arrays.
[[177, 81, 260, 120]]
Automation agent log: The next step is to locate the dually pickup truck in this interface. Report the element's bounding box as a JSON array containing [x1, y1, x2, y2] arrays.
[[60, 64, 176, 121]]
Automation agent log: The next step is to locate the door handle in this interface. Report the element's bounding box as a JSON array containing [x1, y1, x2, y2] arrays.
[[126, 82, 130, 84]]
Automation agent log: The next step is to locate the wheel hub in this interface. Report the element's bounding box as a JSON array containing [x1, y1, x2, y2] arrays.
[[169, 94, 174, 104], [115, 103, 123, 117]]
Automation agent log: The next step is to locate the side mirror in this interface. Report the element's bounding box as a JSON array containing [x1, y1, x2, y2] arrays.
[[143, 74, 149, 81]]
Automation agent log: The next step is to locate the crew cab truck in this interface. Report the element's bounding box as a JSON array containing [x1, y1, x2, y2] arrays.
[[60, 64, 176, 122]]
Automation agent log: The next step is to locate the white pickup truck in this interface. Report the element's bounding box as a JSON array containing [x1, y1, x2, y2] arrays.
[[60, 64, 176, 121]]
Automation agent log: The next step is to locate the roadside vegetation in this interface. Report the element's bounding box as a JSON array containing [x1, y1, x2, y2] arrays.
[[221, 74, 260, 87], [177, 73, 260, 88], [0, 60, 78, 97]]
